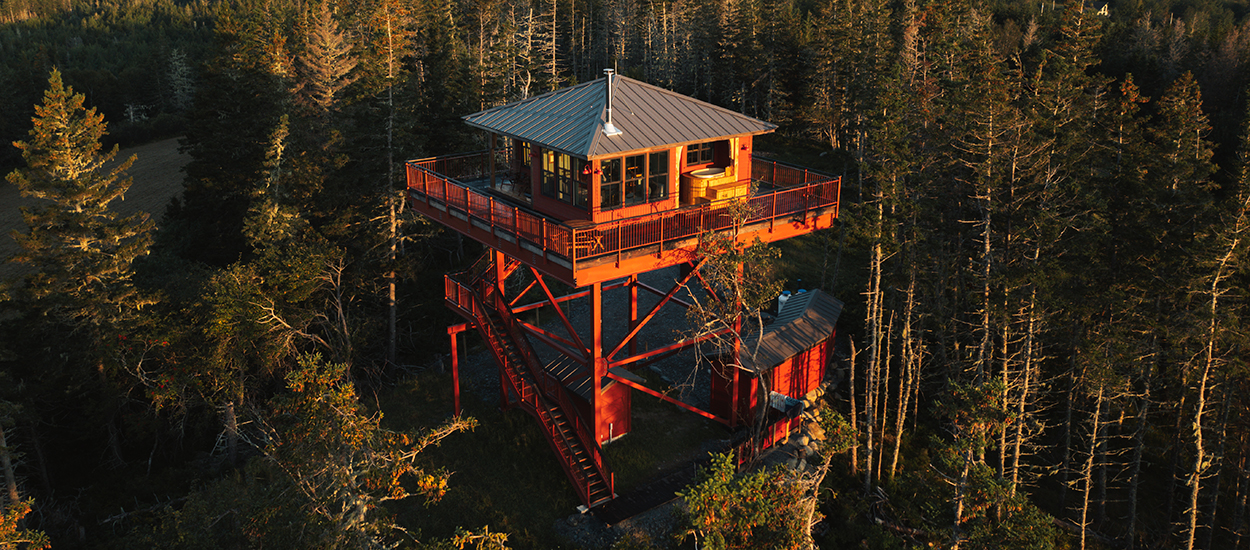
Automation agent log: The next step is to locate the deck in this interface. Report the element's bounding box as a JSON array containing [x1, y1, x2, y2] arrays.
[[406, 149, 841, 287]]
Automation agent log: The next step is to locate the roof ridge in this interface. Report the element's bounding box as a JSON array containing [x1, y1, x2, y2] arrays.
[[613, 75, 778, 130]]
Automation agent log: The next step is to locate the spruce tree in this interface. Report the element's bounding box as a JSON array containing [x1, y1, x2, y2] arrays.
[[6, 68, 155, 465], [7, 68, 155, 349]]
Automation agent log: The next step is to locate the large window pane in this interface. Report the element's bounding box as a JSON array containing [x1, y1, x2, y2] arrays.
[[648, 151, 668, 201], [601, 182, 621, 208], [624, 155, 645, 205]]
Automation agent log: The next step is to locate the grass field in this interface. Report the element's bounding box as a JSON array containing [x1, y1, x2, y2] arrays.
[[0, 137, 188, 282]]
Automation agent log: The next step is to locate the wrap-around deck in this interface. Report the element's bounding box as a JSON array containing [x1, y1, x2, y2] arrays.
[[406, 149, 841, 287]]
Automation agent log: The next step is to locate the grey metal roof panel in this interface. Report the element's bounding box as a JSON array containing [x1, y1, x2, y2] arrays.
[[463, 75, 777, 159], [739, 290, 843, 373]]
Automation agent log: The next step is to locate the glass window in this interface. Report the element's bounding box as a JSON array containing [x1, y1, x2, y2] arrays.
[[601, 158, 622, 209], [601, 151, 670, 210], [686, 142, 715, 166], [540, 150, 588, 209], [648, 151, 669, 201], [519, 142, 531, 168], [624, 155, 646, 206], [541, 150, 555, 197]]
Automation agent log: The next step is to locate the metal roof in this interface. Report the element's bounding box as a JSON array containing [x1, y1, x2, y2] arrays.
[[462, 74, 777, 160], [739, 289, 843, 374]]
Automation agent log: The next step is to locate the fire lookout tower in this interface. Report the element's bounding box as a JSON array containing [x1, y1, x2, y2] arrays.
[[406, 70, 842, 509]]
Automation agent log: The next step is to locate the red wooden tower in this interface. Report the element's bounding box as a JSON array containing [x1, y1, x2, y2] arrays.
[[406, 70, 842, 508]]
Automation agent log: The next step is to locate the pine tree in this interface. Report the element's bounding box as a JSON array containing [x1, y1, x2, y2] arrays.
[[7, 68, 155, 350], [294, 0, 359, 117], [6, 67, 155, 465]]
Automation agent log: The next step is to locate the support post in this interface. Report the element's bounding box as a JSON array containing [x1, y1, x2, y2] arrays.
[[449, 327, 462, 417], [591, 282, 605, 443], [629, 275, 639, 357]]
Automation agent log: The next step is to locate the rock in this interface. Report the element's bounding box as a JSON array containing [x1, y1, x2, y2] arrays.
[[804, 390, 820, 402], [795, 434, 811, 446], [806, 423, 826, 441]]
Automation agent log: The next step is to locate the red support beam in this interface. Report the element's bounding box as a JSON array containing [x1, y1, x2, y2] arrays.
[[607, 258, 706, 360], [449, 327, 462, 417], [518, 320, 589, 363], [607, 326, 734, 369], [629, 275, 639, 357], [531, 267, 588, 355], [635, 280, 695, 309], [605, 369, 730, 426]]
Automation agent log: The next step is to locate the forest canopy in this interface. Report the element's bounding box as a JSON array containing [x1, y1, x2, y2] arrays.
[[5, 0, 1250, 548]]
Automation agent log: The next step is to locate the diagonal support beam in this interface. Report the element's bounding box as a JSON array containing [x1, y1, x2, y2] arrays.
[[607, 326, 734, 369], [509, 279, 539, 308], [518, 320, 589, 363], [636, 281, 695, 309], [608, 258, 706, 360], [605, 368, 730, 426], [531, 266, 588, 355]]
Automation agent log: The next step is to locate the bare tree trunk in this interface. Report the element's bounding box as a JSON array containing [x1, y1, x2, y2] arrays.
[[1010, 288, 1037, 495], [877, 312, 893, 475], [1060, 359, 1077, 510], [953, 448, 972, 550], [848, 340, 859, 475], [225, 400, 239, 467], [1186, 360, 1212, 550], [864, 194, 883, 494], [1080, 385, 1104, 550], [1126, 376, 1152, 550], [1186, 211, 1242, 550], [999, 317, 1010, 481], [1, 423, 19, 507], [889, 268, 918, 481], [1233, 435, 1248, 550], [382, 10, 398, 367], [1201, 386, 1231, 550]]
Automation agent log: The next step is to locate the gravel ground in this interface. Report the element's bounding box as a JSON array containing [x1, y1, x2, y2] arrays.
[[553, 501, 685, 549]]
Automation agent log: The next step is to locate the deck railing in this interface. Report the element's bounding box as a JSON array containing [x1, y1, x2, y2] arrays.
[[407, 151, 840, 262]]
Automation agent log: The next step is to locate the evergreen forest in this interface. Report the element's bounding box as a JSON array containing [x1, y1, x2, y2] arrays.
[[5, 0, 1250, 547]]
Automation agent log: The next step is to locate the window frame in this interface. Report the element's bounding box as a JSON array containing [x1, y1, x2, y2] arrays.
[[600, 149, 670, 210]]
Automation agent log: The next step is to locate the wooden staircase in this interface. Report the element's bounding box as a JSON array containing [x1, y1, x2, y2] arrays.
[[444, 253, 614, 508]]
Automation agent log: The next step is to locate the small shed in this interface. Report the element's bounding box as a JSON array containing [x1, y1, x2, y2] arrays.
[[710, 289, 843, 428]]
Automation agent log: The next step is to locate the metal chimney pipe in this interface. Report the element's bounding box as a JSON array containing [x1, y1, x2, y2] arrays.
[[603, 68, 622, 136]]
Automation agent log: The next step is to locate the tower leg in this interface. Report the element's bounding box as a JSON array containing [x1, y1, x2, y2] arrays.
[[628, 275, 639, 357], [449, 327, 462, 417], [591, 282, 607, 443]]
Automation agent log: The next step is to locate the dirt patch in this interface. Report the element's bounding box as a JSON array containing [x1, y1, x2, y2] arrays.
[[0, 137, 188, 283]]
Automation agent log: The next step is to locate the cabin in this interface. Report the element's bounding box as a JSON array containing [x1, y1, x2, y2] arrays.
[[407, 69, 840, 288], [710, 289, 843, 452], [464, 71, 769, 224], [406, 70, 843, 510]]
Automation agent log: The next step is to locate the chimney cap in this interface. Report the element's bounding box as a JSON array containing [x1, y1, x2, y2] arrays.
[[602, 68, 622, 136]]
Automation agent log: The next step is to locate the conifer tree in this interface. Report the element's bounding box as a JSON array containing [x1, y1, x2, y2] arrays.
[[295, 0, 359, 117], [6, 67, 156, 466]]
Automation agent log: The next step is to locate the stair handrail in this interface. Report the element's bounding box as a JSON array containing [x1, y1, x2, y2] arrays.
[[446, 258, 613, 506], [447, 274, 601, 505]]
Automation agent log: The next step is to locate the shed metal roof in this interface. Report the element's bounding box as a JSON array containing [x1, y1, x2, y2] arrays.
[[739, 289, 842, 374], [462, 74, 777, 160]]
